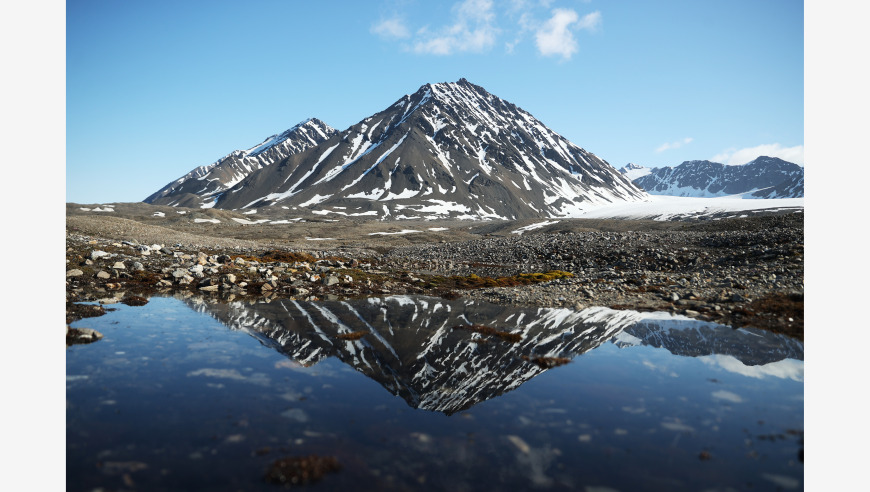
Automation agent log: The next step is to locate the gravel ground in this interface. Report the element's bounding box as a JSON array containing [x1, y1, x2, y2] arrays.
[[66, 206, 804, 340]]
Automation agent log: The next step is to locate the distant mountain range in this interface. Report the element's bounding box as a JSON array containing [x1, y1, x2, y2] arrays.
[[618, 156, 804, 198], [184, 295, 803, 415], [145, 79, 647, 219]]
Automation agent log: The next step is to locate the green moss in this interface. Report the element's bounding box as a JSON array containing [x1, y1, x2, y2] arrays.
[[448, 270, 574, 289]]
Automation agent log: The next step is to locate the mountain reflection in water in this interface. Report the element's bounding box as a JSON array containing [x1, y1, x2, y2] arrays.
[[67, 295, 804, 491], [183, 295, 803, 415]]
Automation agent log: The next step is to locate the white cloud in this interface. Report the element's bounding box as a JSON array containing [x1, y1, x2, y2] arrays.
[[535, 9, 575, 59], [655, 137, 693, 153], [371, 17, 411, 40], [413, 0, 498, 55], [375, 1, 600, 61], [575, 10, 602, 30], [711, 143, 804, 166], [700, 355, 804, 382], [711, 390, 744, 403], [534, 9, 600, 60]]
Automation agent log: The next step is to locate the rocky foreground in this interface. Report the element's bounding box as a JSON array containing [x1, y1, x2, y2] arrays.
[[66, 212, 803, 341]]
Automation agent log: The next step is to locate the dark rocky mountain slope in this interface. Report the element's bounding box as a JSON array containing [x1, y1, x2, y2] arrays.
[[144, 118, 338, 208], [146, 79, 647, 219]]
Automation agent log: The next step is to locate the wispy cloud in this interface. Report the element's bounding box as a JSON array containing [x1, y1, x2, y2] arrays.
[[711, 143, 804, 166], [711, 390, 744, 404], [371, 17, 411, 40], [373, 0, 600, 61], [412, 0, 498, 55], [655, 137, 693, 153], [533, 9, 600, 60]]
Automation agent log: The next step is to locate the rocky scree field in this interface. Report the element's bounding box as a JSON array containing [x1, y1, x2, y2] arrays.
[[66, 205, 804, 343]]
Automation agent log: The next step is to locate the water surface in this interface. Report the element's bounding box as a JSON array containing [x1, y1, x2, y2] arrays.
[[67, 295, 803, 491]]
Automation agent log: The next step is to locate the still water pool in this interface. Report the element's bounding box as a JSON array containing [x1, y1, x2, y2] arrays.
[[67, 295, 803, 491]]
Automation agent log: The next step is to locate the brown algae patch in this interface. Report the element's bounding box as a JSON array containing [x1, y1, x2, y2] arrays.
[[66, 302, 111, 325], [452, 324, 522, 343], [336, 331, 368, 341], [522, 355, 572, 369], [447, 270, 574, 289], [121, 295, 149, 306], [264, 454, 341, 487]]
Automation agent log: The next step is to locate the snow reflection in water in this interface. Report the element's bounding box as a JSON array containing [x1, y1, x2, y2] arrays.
[[67, 295, 803, 491]]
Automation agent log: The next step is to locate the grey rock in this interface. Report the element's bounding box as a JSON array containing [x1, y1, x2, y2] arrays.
[[67, 269, 84, 277], [96, 271, 111, 279], [730, 293, 748, 303], [112, 261, 126, 270], [67, 327, 103, 343]]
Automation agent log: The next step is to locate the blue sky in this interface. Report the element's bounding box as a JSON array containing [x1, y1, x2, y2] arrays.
[[66, 0, 804, 204]]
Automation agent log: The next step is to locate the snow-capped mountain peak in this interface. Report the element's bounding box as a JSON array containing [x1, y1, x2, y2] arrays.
[[618, 163, 652, 181], [146, 79, 648, 218], [243, 118, 335, 157], [144, 118, 338, 208]]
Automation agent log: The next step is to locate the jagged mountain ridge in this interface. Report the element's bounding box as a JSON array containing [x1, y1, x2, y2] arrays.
[[147, 79, 648, 219], [182, 295, 802, 415], [617, 163, 651, 181], [624, 156, 803, 198], [144, 118, 339, 208]]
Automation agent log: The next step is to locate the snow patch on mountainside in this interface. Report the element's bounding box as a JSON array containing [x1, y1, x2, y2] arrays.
[[511, 220, 560, 235], [574, 195, 803, 221]]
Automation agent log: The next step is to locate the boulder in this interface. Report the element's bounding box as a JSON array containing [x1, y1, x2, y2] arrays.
[[90, 250, 109, 261]]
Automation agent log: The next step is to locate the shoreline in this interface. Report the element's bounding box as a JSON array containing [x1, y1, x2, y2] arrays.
[[66, 211, 803, 340]]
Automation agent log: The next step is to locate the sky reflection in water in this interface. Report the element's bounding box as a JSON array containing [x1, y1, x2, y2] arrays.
[[67, 295, 803, 491]]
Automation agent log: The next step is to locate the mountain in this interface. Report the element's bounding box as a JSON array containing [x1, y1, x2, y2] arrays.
[[146, 79, 647, 219], [183, 295, 803, 415], [144, 118, 339, 208], [750, 173, 804, 199], [617, 162, 651, 181], [629, 156, 804, 198]]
